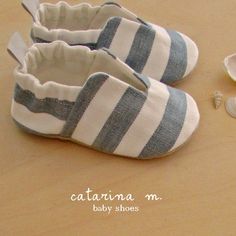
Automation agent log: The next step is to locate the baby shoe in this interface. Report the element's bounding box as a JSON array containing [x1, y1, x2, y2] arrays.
[[22, 0, 199, 85], [8, 33, 200, 159]]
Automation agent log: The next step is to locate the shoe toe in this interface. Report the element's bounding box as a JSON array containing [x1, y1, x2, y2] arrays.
[[139, 87, 199, 159], [160, 30, 199, 85], [169, 93, 200, 153], [181, 33, 199, 79]]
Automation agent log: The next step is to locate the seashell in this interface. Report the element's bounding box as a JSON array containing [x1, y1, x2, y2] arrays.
[[225, 97, 236, 118], [213, 91, 223, 109], [224, 53, 236, 81]]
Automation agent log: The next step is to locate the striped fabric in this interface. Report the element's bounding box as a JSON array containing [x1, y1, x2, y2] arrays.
[[10, 37, 200, 159], [27, 1, 199, 85], [97, 17, 198, 85], [12, 67, 199, 159]]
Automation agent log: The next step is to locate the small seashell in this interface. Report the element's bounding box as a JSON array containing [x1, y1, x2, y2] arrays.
[[224, 53, 236, 81], [213, 91, 223, 109], [225, 97, 236, 118]]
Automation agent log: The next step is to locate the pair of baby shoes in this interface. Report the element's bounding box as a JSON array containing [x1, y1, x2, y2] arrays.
[[8, 0, 200, 159]]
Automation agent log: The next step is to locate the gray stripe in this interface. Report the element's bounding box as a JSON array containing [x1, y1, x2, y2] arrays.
[[96, 17, 122, 49], [102, 48, 117, 59], [101, 2, 121, 8], [61, 74, 109, 138], [160, 30, 187, 84], [14, 84, 74, 121], [125, 25, 155, 73], [139, 87, 187, 158], [92, 87, 146, 153], [133, 72, 151, 89], [136, 17, 149, 27]]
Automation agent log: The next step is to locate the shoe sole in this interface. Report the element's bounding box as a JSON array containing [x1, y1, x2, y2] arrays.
[[13, 118, 199, 160]]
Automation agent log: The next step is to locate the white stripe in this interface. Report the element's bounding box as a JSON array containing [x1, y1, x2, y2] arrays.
[[109, 18, 140, 61], [11, 101, 65, 134], [15, 72, 80, 102], [142, 24, 171, 80], [170, 94, 200, 151], [181, 33, 199, 77], [32, 25, 101, 44], [114, 80, 170, 157], [71, 77, 128, 145]]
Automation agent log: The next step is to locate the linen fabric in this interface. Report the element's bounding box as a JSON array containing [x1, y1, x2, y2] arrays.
[[9, 36, 200, 159], [25, 1, 199, 85]]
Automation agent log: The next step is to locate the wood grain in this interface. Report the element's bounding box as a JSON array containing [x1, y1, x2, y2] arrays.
[[1, 0, 236, 235]]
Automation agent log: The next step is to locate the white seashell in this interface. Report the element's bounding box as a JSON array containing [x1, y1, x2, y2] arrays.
[[224, 53, 236, 81], [225, 97, 236, 118], [213, 91, 223, 109]]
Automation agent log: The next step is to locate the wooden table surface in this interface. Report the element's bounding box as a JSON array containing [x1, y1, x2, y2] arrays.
[[1, 0, 236, 235]]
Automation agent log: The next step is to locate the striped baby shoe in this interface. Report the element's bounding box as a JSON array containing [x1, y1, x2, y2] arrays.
[[8, 33, 200, 159], [22, 0, 199, 85]]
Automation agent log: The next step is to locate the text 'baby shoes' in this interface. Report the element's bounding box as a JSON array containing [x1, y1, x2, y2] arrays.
[[8, 33, 200, 159], [22, 0, 199, 85]]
